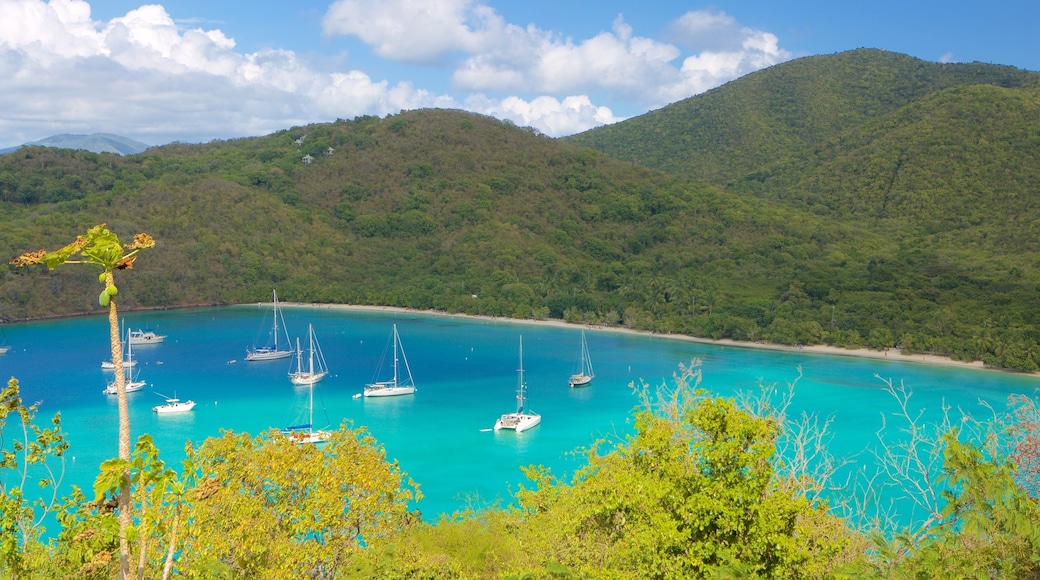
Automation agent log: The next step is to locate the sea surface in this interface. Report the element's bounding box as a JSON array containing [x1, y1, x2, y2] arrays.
[[2, 305, 1038, 531]]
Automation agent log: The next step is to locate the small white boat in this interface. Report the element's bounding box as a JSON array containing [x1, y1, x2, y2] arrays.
[[0, 346, 8, 355], [364, 324, 416, 397], [153, 397, 195, 414], [129, 329, 166, 345], [288, 324, 328, 386], [246, 290, 295, 361], [494, 336, 541, 433], [104, 328, 146, 395], [568, 330, 595, 387], [101, 359, 136, 370]]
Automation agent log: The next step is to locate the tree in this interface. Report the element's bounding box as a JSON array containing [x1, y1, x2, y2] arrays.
[[11, 224, 154, 579], [0, 378, 70, 578], [172, 426, 420, 577]]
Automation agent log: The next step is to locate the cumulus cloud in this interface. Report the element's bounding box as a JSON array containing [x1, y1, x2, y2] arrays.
[[0, 1, 790, 147], [325, 1, 791, 110]]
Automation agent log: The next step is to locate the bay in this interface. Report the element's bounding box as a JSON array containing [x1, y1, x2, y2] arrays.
[[2, 305, 1037, 530]]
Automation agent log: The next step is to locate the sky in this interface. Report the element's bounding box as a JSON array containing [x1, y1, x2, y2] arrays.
[[0, 0, 1037, 149]]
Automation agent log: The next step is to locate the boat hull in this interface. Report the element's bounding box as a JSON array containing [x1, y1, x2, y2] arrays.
[[102, 359, 137, 370], [129, 331, 166, 345], [153, 400, 195, 413], [494, 412, 541, 432], [568, 374, 593, 387], [246, 349, 293, 361], [290, 372, 327, 386], [104, 380, 146, 395], [364, 383, 416, 397]]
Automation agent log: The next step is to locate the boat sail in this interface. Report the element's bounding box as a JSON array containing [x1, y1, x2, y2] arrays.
[[288, 324, 328, 386], [494, 336, 541, 433], [282, 381, 331, 444], [104, 328, 145, 395], [364, 324, 416, 397], [246, 290, 295, 361], [568, 330, 595, 387]]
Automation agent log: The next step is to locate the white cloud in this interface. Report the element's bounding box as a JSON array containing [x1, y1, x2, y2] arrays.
[[326, 2, 790, 110], [465, 93, 623, 136], [938, 52, 955, 63], [0, 1, 791, 146], [322, 0, 501, 63]]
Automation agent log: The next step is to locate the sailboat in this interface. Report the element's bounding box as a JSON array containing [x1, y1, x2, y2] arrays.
[[281, 381, 331, 444], [364, 324, 416, 397], [288, 324, 328, 386], [246, 289, 295, 361], [568, 330, 595, 387], [102, 320, 137, 369], [0, 324, 9, 354], [494, 336, 541, 433], [104, 328, 146, 395]]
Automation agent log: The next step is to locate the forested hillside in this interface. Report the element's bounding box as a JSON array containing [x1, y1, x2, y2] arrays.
[[2, 49, 1039, 371], [565, 48, 1040, 186]]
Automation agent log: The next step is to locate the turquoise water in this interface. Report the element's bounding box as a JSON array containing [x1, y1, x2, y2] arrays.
[[2, 305, 1038, 530]]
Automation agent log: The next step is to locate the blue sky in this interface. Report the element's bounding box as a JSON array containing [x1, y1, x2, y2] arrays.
[[1, 0, 1036, 148]]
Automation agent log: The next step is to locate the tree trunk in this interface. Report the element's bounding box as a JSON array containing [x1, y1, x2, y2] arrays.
[[107, 272, 132, 580]]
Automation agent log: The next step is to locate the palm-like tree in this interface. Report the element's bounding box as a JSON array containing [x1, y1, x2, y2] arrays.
[[12, 224, 154, 579]]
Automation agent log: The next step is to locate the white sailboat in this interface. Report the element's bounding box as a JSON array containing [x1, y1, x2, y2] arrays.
[[282, 381, 331, 445], [494, 336, 541, 433], [288, 324, 328, 386], [568, 330, 595, 387], [104, 328, 146, 395], [364, 324, 416, 397], [246, 290, 295, 361], [102, 320, 136, 369]]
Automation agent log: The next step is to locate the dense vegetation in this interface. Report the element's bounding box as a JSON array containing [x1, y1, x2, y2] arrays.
[[3, 49, 1040, 374], [5, 364, 1040, 578]]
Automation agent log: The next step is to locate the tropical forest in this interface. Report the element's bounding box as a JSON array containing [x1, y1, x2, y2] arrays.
[[2, 48, 1040, 577]]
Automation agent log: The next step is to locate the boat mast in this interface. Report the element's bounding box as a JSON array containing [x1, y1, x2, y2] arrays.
[[517, 336, 525, 413], [392, 324, 399, 386], [307, 324, 315, 376], [272, 290, 280, 350]]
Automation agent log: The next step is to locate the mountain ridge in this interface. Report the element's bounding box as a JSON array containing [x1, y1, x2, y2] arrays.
[[0, 133, 150, 156]]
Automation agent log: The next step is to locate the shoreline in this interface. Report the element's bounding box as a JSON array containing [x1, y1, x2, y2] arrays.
[[277, 302, 1035, 377]]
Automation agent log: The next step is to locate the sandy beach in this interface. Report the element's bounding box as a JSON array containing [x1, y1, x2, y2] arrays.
[[278, 302, 1031, 376]]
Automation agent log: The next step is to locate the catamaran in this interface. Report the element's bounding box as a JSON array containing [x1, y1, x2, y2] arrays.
[[246, 289, 295, 361], [494, 336, 541, 433], [282, 381, 331, 445], [288, 324, 328, 386], [568, 330, 595, 387], [364, 324, 416, 397]]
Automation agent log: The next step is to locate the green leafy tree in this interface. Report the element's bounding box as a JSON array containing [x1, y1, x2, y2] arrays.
[[171, 426, 420, 577], [11, 223, 154, 579]]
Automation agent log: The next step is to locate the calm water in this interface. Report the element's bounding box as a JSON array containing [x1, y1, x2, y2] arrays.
[[2, 305, 1038, 529]]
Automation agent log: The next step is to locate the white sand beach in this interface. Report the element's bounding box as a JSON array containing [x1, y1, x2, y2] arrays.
[[280, 303, 1027, 375]]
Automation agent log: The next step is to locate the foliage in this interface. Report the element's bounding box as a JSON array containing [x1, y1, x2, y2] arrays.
[[10, 223, 154, 579], [0, 378, 69, 578], [169, 426, 421, 578]]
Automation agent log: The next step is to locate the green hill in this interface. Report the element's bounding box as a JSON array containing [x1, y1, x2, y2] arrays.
[[565, 49, 1039, 187], [2, 52, 1040, 370]]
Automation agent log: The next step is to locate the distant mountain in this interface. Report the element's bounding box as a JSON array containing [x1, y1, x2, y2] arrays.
[[0, 133, 150, 156]]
